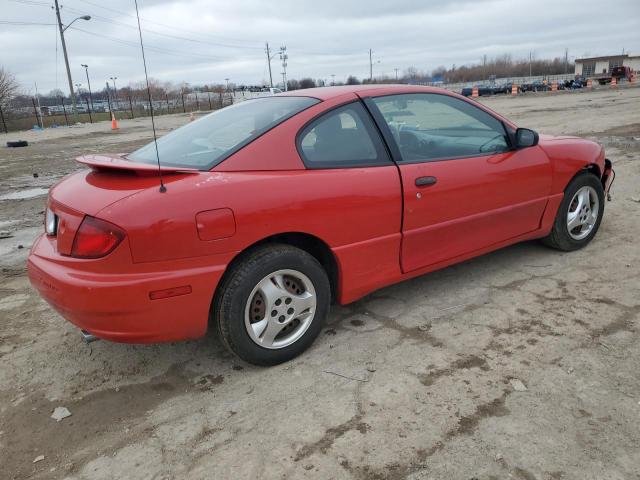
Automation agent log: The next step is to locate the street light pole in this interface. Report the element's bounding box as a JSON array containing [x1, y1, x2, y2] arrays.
[[53, 0, 90, 120], [225, 78, 230, 91], [81, 64, 93, 110], [110, 77, 118, 110], [369, 49, 373, 81]]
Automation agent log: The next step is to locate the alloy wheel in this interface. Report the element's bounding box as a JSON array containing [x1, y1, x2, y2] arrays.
[[567, 185, 599, 241], [244, 269, 317, 349]]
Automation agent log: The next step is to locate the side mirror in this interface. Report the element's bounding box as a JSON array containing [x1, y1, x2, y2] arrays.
[[515, 128, 539, 148]]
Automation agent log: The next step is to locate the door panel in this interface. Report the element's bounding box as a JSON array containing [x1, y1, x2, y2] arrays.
[[399, 147, 551, 271], [362, 92, 552, 273]]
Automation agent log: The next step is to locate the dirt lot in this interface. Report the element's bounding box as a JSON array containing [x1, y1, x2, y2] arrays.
[[1, 87, 639, 480]]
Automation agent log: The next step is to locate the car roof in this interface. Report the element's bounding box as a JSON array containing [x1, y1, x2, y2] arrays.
[[277, 84, 448, 101]]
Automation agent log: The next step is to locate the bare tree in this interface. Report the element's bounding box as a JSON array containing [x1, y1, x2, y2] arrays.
[[435, 54, 575, 83], [0, 67, 19, 106], [298, 78, 316, 89]]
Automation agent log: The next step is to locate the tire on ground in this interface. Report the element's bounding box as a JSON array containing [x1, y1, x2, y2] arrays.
[[213, 243, 330, 366], [541, 171, 605, 251], [6, 141, 28, 148]]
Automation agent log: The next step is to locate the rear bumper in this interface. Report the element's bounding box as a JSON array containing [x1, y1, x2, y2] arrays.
[[28, 234, 230, 343]]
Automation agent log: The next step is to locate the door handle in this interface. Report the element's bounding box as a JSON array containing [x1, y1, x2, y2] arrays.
[[415, 176, 437, 187]]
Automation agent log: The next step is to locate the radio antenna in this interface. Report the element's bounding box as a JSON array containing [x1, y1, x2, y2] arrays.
[[133, 0, 166, 192]]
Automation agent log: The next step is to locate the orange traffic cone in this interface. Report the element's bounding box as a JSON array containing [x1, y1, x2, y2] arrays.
[[111, 112, 119, 130]]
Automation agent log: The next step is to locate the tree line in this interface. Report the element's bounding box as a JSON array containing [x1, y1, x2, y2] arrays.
[[1, 53, 576, 108]]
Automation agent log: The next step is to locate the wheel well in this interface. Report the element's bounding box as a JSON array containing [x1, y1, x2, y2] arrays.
[[584, 163, 601, 179], [214, 233, 339, 306], [563, 163, 601, 193]]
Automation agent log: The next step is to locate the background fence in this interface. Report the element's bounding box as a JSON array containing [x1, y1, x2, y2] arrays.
[[0, 91, 234, 133], [423, 73, 578, 92], [0, 72, 614, 134]]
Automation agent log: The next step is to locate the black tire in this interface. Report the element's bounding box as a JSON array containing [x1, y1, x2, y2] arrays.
[[213, 244, 330, 366], [542, 172, 605, 251], [6, 141, 28, 148]]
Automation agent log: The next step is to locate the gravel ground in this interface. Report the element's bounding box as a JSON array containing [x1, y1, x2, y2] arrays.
[[0, 86, 639, 480]]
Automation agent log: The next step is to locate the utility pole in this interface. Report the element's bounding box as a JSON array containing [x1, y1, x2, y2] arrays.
[[529, 51, 532, 77], [53, 0, 90, 120], [265, 42, 274, 88], [225, 78, 230, 91], [105, 81, 113, 113], [483, 54, 487, 80], [279, 46, 288, 91], [394, 68, 399, 81], [81, 64, 93, 110], [34, 82, 43, 128], [330, 74, 335, 86], [564, 48, 568, 74], [54, 0, 77, 119], [369, 49, 373, 81]]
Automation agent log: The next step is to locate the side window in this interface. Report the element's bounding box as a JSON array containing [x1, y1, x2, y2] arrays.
[[371, 93, 510, 163], [298, 102, 391, 168]]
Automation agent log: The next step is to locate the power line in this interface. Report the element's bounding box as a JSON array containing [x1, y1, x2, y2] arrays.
[[63, 5, 263, 50], [68, 26, 238, 62], [73, 0, 261, 46], [7, 0, 50, 6], [9, 0, 263, 50], [0, 20, 56, 25]]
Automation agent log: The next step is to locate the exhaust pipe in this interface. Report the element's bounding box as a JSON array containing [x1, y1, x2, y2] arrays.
[[80, 329, 99, 343]]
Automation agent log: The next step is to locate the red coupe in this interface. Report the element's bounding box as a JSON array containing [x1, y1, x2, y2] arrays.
[[28, 85, 614, 365]]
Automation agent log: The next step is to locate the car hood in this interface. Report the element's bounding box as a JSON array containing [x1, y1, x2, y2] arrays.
[[537, 134, 603, 157], [538, 134, 582, 143]]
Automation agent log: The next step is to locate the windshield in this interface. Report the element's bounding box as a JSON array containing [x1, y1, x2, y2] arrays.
[[128, 96, 319, 170]]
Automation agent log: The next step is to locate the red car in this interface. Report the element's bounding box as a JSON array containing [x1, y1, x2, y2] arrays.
[[28, 85, 614, 365]]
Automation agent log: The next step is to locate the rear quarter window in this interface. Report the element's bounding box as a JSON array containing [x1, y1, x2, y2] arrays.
[[128, 96, 319, 170], [297, 102, 391, 169]]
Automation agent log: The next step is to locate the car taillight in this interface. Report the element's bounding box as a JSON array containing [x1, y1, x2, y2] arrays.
[[71, 216, 125, 259], [45, 207, 57, 236]]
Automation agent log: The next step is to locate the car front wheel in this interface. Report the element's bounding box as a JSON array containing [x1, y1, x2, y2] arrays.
[[214, 244, 330, 366], [542, 172, 605, 251]]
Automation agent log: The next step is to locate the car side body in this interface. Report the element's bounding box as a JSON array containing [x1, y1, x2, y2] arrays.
[[28, 85, 613, 348]]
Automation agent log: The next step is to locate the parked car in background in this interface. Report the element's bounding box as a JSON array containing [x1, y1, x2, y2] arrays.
[[492, 84, 511, 94], [28, 85, 615, 365], [521, 80, 550, 93], [460, 85, 495, 96]]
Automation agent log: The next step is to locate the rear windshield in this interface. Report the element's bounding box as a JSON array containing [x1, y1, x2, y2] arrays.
[[128, 96, 319, 170]]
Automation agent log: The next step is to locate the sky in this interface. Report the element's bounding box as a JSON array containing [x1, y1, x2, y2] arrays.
[[2, 0, 639, 95]]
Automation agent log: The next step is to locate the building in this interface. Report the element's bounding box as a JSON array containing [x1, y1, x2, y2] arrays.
[[574, 54, 640, 77]]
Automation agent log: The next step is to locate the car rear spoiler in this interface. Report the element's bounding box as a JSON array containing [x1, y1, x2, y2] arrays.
[[76, 154, 199, 176]]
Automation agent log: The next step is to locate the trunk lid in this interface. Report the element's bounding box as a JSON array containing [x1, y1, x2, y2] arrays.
[[47, 155, 196, 255]]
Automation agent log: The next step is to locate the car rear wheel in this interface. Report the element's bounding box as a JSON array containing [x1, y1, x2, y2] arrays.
[[542, 172, 604, 251], [214, 244, 330, 366]]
